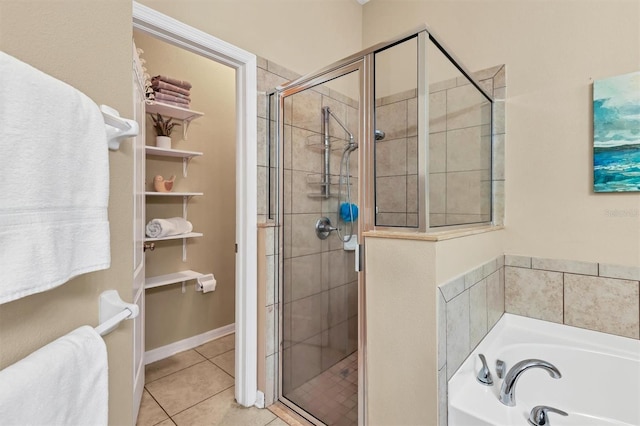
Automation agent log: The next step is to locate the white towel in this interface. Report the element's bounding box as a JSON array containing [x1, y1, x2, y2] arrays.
[[0, 326, 108, 426], [0, 52, 110, 304], [145, 217, 193, 238]]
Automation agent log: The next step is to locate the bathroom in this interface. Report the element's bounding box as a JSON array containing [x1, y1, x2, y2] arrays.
[[0, 1, 638, 426]]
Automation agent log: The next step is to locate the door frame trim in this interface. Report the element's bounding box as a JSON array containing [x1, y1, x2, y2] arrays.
[[133, 2, 258, 407]]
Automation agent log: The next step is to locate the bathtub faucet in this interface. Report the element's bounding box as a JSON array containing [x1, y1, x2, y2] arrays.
[[499, 359, 562, 406]]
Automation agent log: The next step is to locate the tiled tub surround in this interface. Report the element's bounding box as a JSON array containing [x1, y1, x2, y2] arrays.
[[374, 65, 505, 228], [504, 255, 640, 339], [437, 255, 506, 426], [437, 253, 639, 426]]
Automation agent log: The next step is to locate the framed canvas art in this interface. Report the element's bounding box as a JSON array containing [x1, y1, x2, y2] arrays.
[[593, 71, 640, 192]]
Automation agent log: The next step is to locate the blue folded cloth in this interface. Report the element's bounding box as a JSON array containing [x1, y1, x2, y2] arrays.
[[340, 203, 359, 222]]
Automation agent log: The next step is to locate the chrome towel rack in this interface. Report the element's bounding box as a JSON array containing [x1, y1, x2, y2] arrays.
[[100, 105, 139, 151], [94, 290, 139, 336]]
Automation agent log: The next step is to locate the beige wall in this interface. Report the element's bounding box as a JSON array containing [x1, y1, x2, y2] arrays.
[[364, 237, 438, 425], [134, 31, 237, 350], [138, 0, 363, 76], [0, 1, 134, 425], [364, 0, 640, 266]]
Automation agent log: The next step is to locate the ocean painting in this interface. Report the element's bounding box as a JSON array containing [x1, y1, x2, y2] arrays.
[[593, 72, 640, 192]]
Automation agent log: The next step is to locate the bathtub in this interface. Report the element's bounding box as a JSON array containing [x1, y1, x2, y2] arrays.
[[448, 314, 640, 426]]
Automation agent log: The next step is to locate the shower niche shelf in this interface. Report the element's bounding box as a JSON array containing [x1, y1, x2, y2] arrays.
[[145, 100, 203, 140]]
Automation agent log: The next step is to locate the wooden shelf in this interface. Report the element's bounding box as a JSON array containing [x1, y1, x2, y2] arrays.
[[145, 191, 203, 197], [145, 232, 203, 242], [145, 270, 205, 290], [146, 101, 203, 121], [145, 146, 203, 158]]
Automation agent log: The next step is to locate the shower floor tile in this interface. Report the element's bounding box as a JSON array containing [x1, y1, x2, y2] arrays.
[[286, 351, 358, 426]]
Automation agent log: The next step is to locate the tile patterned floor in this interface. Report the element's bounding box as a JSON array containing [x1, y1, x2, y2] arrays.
[[285, 352, 358, 426], [137, 333, 287, 426]]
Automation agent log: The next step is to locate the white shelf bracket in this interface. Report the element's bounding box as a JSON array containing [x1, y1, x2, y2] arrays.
[[182, 157, 189, 178], [182, 237, 187, 262], [182, 120, 191, 141]]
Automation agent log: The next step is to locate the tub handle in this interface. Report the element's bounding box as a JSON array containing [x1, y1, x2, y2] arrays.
[[476, 354, 493, 386], [496, 359, 506, 379], [528, 405, 568, 426]]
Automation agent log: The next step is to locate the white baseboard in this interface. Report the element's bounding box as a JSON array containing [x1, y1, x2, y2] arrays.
[[145, 323, 236, 365]]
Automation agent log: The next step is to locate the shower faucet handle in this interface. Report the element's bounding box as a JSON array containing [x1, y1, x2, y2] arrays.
[[315, 217, 337, 240]]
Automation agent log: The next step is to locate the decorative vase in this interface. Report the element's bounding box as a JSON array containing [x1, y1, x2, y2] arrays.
[[156, 136, 171, 149]]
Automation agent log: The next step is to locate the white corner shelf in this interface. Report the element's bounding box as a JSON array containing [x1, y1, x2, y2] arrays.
[[144, 232, 203, 242], [145, 101, 203, 140], [145, 191, 203, 197], [145, 270, 205, 290]]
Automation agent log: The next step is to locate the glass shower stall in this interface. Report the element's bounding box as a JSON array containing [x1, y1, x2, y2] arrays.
[[268, 26, 493, 426]]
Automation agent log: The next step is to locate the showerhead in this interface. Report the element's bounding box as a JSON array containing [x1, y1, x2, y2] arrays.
[[375, 129, 386, 141]]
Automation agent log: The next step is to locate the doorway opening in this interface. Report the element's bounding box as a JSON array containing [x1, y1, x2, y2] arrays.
[[132, 1, 258, 413]]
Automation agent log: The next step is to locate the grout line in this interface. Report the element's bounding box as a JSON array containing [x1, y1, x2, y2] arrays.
[[143, 386, 173, 425], [145, 359, 210, 385], [168, 383, 235, 419]]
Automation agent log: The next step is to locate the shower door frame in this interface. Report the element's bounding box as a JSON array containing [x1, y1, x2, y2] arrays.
[[276, 57, 374, 426], [274, 25, 495, 425]]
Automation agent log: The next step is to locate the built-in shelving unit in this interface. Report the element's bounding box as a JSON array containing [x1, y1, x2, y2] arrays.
[[145, 270, 205, 290], [144, 101, 205, 264], [146, 101, 203, 140]]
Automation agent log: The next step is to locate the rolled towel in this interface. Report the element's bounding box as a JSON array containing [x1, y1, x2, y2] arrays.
[[146, 217, 193, 238]]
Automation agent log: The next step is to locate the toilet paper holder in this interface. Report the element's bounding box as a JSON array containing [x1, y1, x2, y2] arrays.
[[195, 273, 216, 293]]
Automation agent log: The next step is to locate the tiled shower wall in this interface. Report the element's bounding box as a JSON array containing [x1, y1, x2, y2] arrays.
[[257, 57, 298, 406], [374, 65, 506, 228]]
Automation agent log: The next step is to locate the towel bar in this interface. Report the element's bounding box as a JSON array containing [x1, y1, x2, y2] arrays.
[[101, 105, 139, 151], [94, 290, 139, 336]]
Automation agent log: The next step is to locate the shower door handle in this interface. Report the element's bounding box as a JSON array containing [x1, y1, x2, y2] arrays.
[[355, 243, 364, 272]]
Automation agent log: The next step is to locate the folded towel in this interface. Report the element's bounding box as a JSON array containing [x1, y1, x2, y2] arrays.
[[155, 88, 191, 101], [0, 51, 110, 305], [153, 100, 191, 109], [146, 217, 193, 238], [0, 326, 108, 425], [151, 80, 191, 96], [154, 91, 190, 105], [152, 75, 192, 90]]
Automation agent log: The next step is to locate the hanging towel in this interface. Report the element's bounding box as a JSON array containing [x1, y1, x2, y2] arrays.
[[0, 326, 108, 425], [0, 51, 110, 305], [145, 217, 193, 238]]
